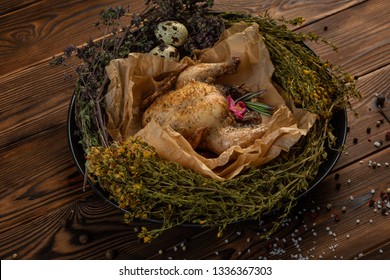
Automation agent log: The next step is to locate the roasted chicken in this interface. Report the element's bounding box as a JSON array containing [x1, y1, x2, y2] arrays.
[[142, 57, 266, 155]]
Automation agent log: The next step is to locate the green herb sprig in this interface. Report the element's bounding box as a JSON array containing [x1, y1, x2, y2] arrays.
[[235, 91, 274, 116]]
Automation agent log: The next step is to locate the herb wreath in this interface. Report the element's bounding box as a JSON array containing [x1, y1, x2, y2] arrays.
[[53, 0, 360, 242]]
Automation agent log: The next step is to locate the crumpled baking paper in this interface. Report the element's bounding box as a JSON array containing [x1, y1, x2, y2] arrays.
[[104, 22, 318, 180]]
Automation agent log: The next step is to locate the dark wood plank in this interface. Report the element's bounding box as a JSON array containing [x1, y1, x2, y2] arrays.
[[0, 0, 145, 77], [335, 65, 390, 169], [213, 0, 365, 25], [0, 0, 41, 16], [0, 60, 76, 149], [0, 0, 366, 78], [0, 59, 86, 230], [299, 0, 390, 76]]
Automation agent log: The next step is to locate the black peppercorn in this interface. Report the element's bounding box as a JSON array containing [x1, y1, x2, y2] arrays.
[[59, 219, 68, 228], [79, 233, 89, 244], [105, 249, 115, 259]]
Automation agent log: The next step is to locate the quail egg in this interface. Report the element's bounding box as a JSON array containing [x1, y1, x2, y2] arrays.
[[149, 44, 180, 62], [155, 21, 188, 47]]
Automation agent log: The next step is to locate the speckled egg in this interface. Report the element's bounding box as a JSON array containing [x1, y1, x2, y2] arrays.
[[155, 21, 188, 47], [149, 44, 180, 61]]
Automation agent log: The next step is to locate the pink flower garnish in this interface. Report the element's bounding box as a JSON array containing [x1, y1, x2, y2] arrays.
[[227, 95, 247, 120]]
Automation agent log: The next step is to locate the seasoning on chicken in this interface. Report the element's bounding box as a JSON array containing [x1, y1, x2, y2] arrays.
[[141, 57, 267, 155]]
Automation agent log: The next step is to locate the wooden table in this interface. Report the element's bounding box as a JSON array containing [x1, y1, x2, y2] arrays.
[[1, 0, 389, 260]]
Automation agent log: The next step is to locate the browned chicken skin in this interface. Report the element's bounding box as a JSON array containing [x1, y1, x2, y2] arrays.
[[142, 57, 266, 155]]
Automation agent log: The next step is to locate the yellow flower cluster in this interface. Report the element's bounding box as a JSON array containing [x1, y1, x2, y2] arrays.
[[86, 137, 158, 217]]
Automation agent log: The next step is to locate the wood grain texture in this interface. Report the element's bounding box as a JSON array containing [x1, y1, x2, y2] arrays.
[[212, 0, 365, 23], [0, 0, 389, 260], [299, 0, 390, 76], [335, 65, 390, 168], [0, 0, 146, 77]]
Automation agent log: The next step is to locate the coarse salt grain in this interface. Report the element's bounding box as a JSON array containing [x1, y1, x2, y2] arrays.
[[374, 141, 382, 148], [346, 234, 350, 239], [350, 195, 354, 201], [356, 219, 361, 224]]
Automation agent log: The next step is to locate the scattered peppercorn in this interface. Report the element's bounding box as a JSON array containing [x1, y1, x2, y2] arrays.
[[334, 215, 340, 222], [59, 219, 68, 228], [105, 249, 115, 259], [369, 200, 375, 207], [385, 131, 390, 141], [353, 138, 358, 144], [323, 26, 328, 31], [79, 233, 89, 244], [335, 183, 341, 190], [334, 173, 340, 180]]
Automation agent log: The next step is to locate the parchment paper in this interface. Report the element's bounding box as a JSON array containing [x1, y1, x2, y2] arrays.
[[104, 23, 318, 180]]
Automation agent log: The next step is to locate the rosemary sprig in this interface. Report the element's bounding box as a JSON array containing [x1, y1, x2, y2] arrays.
[[245, 102, 273, 116], [235, 90, 274, 116]]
